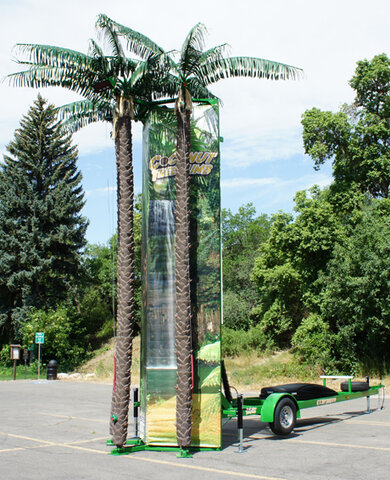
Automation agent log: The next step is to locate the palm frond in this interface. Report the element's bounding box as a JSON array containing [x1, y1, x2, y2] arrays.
[[88, 39, 105, 59], [180, 23, 207, 76], [129, 53, 172, 88], [199, 44, 230, 67], [14, 43, 92, 70], [197, 341, 220, 362], [7, 66, 111, 104], [56, 99, 113, 133], [149, 73, 180, 100], [8, 66, 73, 88], [96, 14, 164, 59], [181, 23, 207, 58], [199, 56, 303, 85], [185, 77, 215, 99], [95, 14, 124, 58], [200, 366, 221, 388]]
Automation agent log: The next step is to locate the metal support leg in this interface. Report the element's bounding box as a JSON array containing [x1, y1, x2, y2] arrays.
[[235, 394, 245, 453], [132, 387, 139, 438], [365, 377, 370, 413]]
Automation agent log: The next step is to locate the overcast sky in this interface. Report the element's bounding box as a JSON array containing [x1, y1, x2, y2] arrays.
[[1, 0, 389, 243]]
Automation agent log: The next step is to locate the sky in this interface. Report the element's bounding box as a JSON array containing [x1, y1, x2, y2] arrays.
[[1, 0, 389, 244]]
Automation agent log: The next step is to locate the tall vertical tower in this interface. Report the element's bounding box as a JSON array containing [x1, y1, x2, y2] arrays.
[[140, 100, 222, 447]]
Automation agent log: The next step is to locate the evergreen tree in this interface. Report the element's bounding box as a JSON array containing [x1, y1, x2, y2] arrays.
[[0, 94, 88, 343]]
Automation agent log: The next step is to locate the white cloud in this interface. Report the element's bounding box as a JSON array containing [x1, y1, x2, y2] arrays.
[[221, 177, 279, 189], [221, 171, 333, 215], [85, 185, 117, 197], [222, 127, 303, 167]]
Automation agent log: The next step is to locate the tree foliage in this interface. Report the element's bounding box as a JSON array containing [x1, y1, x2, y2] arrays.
[[302, 53, 390, 200], [250, 54, 390, 373], [315, 201, 390, 374], [222, 204, 271, 330], [0, 95, 88, 344]]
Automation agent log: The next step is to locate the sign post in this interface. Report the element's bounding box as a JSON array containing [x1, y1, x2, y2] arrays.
[[10, 345, 21, 381], [35, 332, 45, 379], [23, 349, 28, 379]]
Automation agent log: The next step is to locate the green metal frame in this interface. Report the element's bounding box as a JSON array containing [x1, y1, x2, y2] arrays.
[[107, 438, 220, 457], [222, 383, 384, 422]]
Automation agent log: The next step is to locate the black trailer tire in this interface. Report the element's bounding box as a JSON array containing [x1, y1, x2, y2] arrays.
[[340, 381, 370, 392], [269, 397, 297, 436]]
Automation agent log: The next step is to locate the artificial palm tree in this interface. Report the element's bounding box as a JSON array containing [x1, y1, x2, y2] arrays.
[[8, 14, 171, 449], [169, 23, 303, 447]]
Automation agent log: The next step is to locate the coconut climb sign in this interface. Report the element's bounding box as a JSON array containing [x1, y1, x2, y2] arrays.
[[149, 151, 218, 182]]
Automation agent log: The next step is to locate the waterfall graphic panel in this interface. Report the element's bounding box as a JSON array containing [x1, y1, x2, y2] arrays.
[[141, 101, 221, 448]]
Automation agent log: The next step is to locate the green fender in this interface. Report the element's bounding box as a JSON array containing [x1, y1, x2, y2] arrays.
[[260, 393, 301, 422]]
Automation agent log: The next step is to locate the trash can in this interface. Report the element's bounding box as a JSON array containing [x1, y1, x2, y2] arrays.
[[47, 360, 58, 380]]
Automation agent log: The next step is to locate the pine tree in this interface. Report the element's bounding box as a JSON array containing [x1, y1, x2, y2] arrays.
[[0, 94, 88, 342]]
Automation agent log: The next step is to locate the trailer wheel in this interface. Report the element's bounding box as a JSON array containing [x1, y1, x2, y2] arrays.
[[269, 397, 296, 436]]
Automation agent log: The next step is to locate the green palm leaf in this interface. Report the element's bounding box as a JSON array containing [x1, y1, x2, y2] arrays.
[[57, 100, 112, 132], [181, 22, 207, 62], [197, 341, 220, 362], [97, 14, 165, 60], [199, 56, 303, 85], [185, 77, 215, 99], [200, 366, 221, 388], [88, 39, 105, 59], [14, 44, 92, 70], [199, 44, 230, 67], [180, 23, 207, 78], [95, 15, 124, 58], [130, 53, 169, 89]]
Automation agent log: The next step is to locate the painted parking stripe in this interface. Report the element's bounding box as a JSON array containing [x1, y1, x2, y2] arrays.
[[249, 434, 390, 452], [67, 437, 108, 445], [0, 432, 58, 445], [124, 455, 286, 480], [288, 439, 390, 452], [347, 420, 390, 427], [0, 447, 26, 453], [38, 412, 107, 423], [0, 432, 108, 453], [0, 431, 286, 480]]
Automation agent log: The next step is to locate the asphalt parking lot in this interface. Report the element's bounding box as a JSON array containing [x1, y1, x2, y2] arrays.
[[0, 380, 389, 480]]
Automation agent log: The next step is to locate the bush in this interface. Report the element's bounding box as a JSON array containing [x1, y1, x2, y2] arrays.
[[78, 286, 113, 347], [19, 305, 87, 371], [222, 325, 274, 357], [222, 290, 253, 330], [0, 344, 12, 367], [291, 314, 334, 369]]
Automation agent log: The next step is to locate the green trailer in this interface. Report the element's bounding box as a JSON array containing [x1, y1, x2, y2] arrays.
[[222, 374, 385, 439]]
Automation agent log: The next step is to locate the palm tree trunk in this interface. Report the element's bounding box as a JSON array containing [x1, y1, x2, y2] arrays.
[[110, 97, 135, 448], [175, 103, 193, 448]]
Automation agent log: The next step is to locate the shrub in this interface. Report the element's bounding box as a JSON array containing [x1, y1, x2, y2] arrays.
[[19, 305, 87, 370], [222, 290, 253, 330], [222, 325, 274, 357], [291, 313, 334, 369]]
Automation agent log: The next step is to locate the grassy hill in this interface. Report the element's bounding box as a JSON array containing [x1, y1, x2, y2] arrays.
[[69, 337, 388, 392]]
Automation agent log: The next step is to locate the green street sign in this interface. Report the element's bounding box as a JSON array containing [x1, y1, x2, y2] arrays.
[[35, 332, 45, 344]]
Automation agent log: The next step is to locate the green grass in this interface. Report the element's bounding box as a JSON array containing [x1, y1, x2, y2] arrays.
[[4, 338, 389, 390], [225, 350, 321, 389], [0, 362, 47, 381]]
